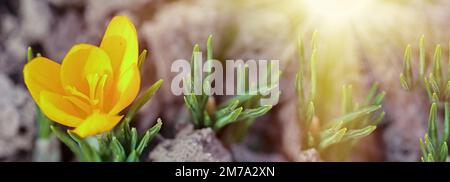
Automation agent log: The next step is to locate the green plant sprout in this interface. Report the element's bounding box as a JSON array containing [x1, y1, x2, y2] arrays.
[[419, 103, 449, 162], [296, 32, 385, 161], [400, 36, 450, 103], [399, 35, 450, 161], [183, 35, 276, 142], [28, 48, 163, 162]]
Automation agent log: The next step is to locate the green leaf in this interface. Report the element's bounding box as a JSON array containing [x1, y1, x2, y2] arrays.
[[123, 79, 163, 127], [184, 94, 201, 127], [50, 125, 81, 159], [219, 86, 275, 108], [192, 44, 200, 73], [68, 131, 101, 162], [419, 137, 428, 161], [341, 125, 376, 142], [214, 107, 243, 131], [191, 44, 202, 95], [432, 93, 439, 103], [237, 64, 247, 95], [183, 75, 192, 94], [207, 35, 213, 61], [428, 74, 440, 96], [373, 111, 385, 125], [111, 137, 126, 162], [319, 128, 347, 150], [428, 103, 438, 147], [364, 82, 379, 105], [419, 35, 426, 82], [374, 91, 385, 105], [433, 44, 442, 85], [203, 110, 212, 127], [424, 78, 434, 102], [198, 95, 209, 114], [445, 81, 450, 100], [216, 100, 240, 118], [444, 102, 449, 144], [137, 49, 148, 71], [320, 121, 344, 140], [439, 142, 448, 162], [424, 134, 435, 161], [203, 76, 213, 96], [237, 106, 272, 121], [400, 74, 410, 90], [427, 153, 434, 162], [27, 47, 34, 62], [130, 127, 138, 152], [331, 105, 381, 126], [97, 135, 110, 157], [37, 107, 52, 139], [136, 119, 162, 155], [126, 150, 139, 162], [402, 45, 413, 88]]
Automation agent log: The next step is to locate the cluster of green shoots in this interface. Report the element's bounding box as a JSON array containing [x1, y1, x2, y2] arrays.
[[296, 32, 385, 161], [399, 35, 449, 162], [29, 48, 164, 162], [420, 103, 449, 162], [183, 35, 275, 142]]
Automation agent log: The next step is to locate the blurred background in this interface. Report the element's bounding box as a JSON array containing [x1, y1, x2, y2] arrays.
[[0, 0, 449, 162]]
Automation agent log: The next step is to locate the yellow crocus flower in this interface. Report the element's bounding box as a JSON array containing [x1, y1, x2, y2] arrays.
[[23, 16, 140, 138]]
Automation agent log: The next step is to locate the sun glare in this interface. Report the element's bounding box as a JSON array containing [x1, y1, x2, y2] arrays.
[[302, 0, 376, 27]]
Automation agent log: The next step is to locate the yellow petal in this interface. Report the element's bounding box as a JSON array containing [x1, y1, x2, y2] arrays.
[[82, 45, 114, 105], [71, 112, 123, 138], [60, 44, 95, 95], [39, 91, 84, 127], [108, 65, 141, 115], [83, 46, 113, 78], [61, 44, 114, 102], [23, 57, 64, 104], [100, 16, 138, 76]]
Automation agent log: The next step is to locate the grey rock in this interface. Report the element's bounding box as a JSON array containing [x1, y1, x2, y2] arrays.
[[84, 0, 151, 38], [0, 0, 53, 74], [48, 0, 85, 7], [20, 0, 52, 42], [0, 74, 35, 161], [224, 6, 296, 65], [42, 10, 91, 62], [149, 127, 232, 162], [0, 14, 24, 74]]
